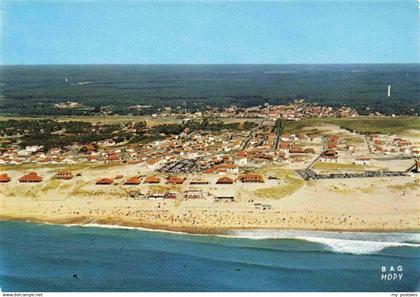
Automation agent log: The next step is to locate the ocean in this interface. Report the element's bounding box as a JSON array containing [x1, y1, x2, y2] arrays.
[[0, 221, 419, 292]]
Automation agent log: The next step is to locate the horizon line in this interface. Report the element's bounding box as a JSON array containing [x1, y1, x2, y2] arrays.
[[1, 62, 419, 66]]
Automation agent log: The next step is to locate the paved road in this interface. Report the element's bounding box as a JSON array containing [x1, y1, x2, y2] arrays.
[[305, 136, 327, 170], [242, 119, 265, 151], [364, 136, 373, 154], [273, 122, 282, 150]]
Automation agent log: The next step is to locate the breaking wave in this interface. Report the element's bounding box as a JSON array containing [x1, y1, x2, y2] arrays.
[[56, 222, 420, 255], [224, 229, 420, 255]]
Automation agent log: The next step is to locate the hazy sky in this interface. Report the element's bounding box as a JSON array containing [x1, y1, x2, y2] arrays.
[[1, 0, 419, 64]]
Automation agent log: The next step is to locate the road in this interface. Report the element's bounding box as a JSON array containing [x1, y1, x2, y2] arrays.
[[241, 119, 265, 151], [304, 136, 327, 170], [273, 122, 282, 150]]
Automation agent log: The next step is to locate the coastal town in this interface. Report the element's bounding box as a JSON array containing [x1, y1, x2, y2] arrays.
[[0, 101, 419, 232]]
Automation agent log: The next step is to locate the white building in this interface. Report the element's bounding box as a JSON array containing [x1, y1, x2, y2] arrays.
[[354, 157, 371, 165]]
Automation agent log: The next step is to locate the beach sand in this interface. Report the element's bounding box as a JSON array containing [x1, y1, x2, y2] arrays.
[[1, 164, 419, 234]]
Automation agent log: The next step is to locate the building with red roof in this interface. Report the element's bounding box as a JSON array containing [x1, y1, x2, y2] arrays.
[[55, 170, 73, 180], [96, 178, 114, 185], [216, 176, 234, 184], [124, 176, 142, 185], [19, 172, 43, 183], [0, 173, 11, 183], [166, 176, 185, 185], [144, 175, 161, 184], [239, 173, 264, 183]]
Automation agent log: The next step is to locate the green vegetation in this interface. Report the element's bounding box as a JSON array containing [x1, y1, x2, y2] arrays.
[[312, 162, 369, 172], [387, 179, 420, 192], [0, 117, 248, 150], [274, 118, 285, 133], [0, 119, 126, 151], [254, 168, 304, 199], [284, 117, 420, 135], [1, 64, 418, 116]]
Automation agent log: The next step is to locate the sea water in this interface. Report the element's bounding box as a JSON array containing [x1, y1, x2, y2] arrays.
[[0, 221, 419, 292]]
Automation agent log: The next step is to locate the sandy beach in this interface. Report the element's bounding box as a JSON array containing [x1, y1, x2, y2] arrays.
[[1, 163, 419, 234]]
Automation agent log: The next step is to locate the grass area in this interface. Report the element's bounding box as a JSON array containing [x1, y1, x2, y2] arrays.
[[343, 137, 365, 144], [358, 187, 375, 194], [0, 162, 123, 172], [40, 179, 61, 193], [387, 179, 420, 192], [70, 179, 125, 197], [0, 163, 86, 172], [70, 185, 129, 198], [0, 115, 259, 129], [0, 115, 179, 126], [312, 161, 368, 172], [2, 115, 417, 136], [253, 167, 304, 199], [284, 116, 420, 135]]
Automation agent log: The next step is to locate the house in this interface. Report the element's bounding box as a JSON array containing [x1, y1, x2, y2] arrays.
[[212, 163, 239, 174], [25, 145, 43, 153], [183, 189, 204, 199], [289, 147, 304, 154], [96, 178, 114, 185], [327, 143, 337, 149], [19, 172, 43, 183], [216, 176, 235, 184], [213, 190, 235, 202], [124, 176, 141, 185], [147, 158, 164, 170], [87, 156, 97, 162], [62, 158, 75, 164], [234, 156, 247, 165], [214, 194, 235, 202], [166, 176, 185, 185], [354, 157, 371, 165], [254, 203, 272, 210], [144, 175, 161, 184], [105, 154, 122, 164], [319, 155, 338, 163], [221, 163, 239, 174], [147, 193, 165, 200], [279, 142, 290, 153], [0, 173, 11, 183], [329, 135, 339, 142], [239, 173, 264, 183], [165, 192, 178, 199], [55, 170, 73, 180], [320, 150, 338, 162]]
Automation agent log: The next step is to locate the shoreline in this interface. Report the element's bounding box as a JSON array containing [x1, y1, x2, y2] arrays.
[[2, 215, 419, 235]]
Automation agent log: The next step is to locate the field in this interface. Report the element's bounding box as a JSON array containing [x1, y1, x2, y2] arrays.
[[284, 116, 420, 135], [0, 162, 122, 172], [312, 162, 368, 172], [0, 115, 261, 127], [253, 167, 304, 199], [1, 113, 419, 136]]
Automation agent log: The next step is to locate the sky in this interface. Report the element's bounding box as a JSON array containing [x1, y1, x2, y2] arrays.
[[1, 0, 419, 64]]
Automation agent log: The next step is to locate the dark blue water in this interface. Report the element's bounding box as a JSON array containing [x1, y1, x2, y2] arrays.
[[0, 221, 419, 292]]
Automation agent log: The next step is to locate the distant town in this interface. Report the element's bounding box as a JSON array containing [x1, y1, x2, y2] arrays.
[[56, 99, 362, 118], [0, 98, 419, 232]]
